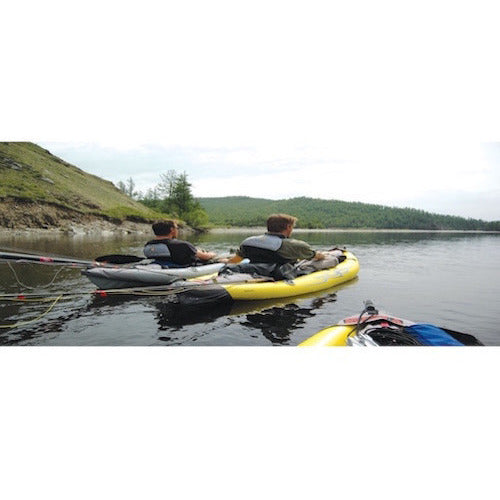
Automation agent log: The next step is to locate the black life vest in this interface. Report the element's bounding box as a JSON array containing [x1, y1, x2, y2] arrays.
[[239, 234, 291, 264]]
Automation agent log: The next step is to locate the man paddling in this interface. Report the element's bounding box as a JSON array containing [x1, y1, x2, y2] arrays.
[[144, 220, 217, 267]]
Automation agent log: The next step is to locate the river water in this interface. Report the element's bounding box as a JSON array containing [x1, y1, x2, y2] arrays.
[[0, 230, 499, 346]]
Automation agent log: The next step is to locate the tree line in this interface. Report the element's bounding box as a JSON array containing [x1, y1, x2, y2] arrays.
[[116, 170, 209, 227], [197, 196, 500, 231], [117, 173, 500, 231]]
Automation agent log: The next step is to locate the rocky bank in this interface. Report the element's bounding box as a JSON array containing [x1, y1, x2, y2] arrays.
[[0, 199, 153, 235]]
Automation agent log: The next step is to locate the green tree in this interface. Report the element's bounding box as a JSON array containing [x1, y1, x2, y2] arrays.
[[158, 170, 178, 200], [116, 177, 138, 198], [171, 172, 195, 213], [137, 170, 210, 229]]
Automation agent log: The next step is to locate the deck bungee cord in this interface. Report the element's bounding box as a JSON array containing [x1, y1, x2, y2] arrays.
[[347, 300, 422, 346]]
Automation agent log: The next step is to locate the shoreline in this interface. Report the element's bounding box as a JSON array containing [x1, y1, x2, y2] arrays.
[[208, 227, 500, 234], [0, 221, 152, 237], [1, 225, 498, 237]]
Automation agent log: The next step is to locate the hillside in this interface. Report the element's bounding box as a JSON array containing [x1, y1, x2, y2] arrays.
[[0, 142, 161, 230], [199, 196, 500, 231]]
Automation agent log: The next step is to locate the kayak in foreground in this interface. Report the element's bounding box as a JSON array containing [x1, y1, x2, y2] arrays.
[[299, 300, 484, 346]]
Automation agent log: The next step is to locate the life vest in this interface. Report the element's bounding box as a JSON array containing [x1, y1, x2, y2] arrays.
[[143, 239, 195, 267], [144, 240, 171, 259], [239, 234, 291, 264]]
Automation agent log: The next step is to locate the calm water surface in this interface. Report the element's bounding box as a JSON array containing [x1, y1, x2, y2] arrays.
[[1, 230, 499, 346]]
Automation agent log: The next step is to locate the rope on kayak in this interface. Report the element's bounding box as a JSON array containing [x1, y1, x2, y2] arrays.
[[0, 295, 63, 329], [362, 326, 424, 346], [351, 300, 379, 339]]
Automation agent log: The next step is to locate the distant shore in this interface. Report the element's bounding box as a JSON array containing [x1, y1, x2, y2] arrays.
[[208, 227, 500, 234], [0, 220, 152, 237], [1, 224, 499, 237]]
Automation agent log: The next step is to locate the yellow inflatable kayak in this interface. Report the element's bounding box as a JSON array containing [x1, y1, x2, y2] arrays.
[[300, 324, 357, 346], [219, 251, 359, 301], [170, 250, 360, 307], [299, 301, 484, 346]]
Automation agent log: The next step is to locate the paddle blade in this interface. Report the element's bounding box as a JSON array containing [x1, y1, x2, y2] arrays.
[[94, 254, 145, 264]]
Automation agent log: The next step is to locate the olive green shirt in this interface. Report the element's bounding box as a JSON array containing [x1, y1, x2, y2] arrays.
[[277, 237, 316, 261], [237, 234, 316, 262]]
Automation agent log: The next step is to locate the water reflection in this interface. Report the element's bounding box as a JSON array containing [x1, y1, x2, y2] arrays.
[[87, 288, 341, 345], [0, 233, 145, 261], [0, 295, 90, 345], [77, 286, 342, 345], [2, 229, 495, 262], [240, 293, 339, 345], [190, 229, 498, 255]]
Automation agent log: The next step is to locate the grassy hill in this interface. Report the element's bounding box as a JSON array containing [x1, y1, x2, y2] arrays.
[[199, 196, 500, 231], [0, 142, 161, 226]]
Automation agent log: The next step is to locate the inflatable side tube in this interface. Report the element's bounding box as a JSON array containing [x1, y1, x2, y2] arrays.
[[299, 325, 356, 346]]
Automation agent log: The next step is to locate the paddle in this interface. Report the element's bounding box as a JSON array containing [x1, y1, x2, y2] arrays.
[[94, 254, 145, 264], [0, 250, 145, 266]]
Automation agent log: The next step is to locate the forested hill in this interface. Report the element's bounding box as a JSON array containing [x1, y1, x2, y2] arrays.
[[199, 196, 500, 231]]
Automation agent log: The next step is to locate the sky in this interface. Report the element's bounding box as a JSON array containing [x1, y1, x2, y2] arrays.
[[3, 0, 500, 221]]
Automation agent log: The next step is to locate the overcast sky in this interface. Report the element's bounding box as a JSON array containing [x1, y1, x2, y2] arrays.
[[3, 1, 500, 220]]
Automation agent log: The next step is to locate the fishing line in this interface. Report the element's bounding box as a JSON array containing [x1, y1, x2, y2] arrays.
[[0, 283, 200, 301], [0, 295, 63, 329], [5, 261, 68, 290], [0, 292, 86, 302]]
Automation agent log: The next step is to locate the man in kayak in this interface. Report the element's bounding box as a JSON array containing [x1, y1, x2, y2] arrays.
[[224, 214, 326, 264], [144, 220, 217, 267]]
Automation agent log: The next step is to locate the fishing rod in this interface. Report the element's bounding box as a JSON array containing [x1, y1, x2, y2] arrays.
[[0, 249, 146, 267], [0, 249, 94, 266]]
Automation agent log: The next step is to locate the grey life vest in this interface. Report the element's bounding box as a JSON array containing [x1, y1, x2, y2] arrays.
[[143, 241, 171, 259], [143, 238, 198, 267], [240, 234, 290, 264]]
